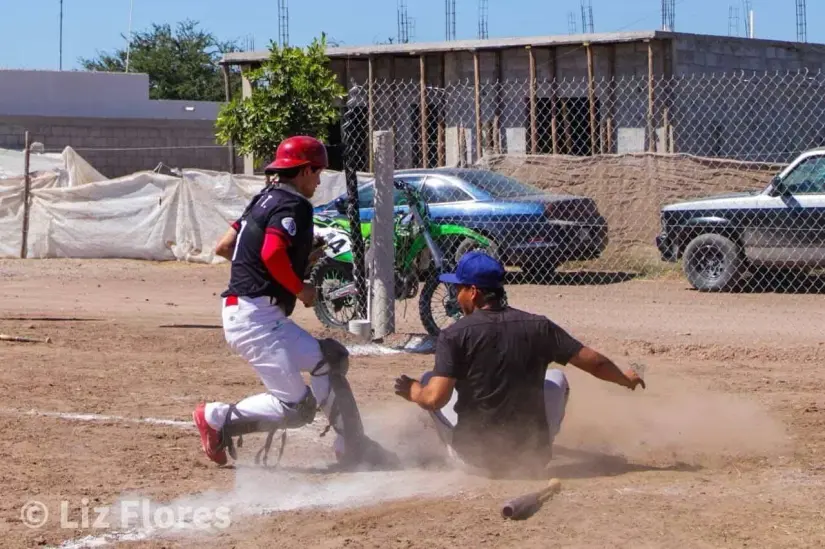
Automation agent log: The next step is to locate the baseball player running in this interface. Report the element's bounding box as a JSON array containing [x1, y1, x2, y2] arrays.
[[394, 251, 645, 476], [194, 135, 395, 469]]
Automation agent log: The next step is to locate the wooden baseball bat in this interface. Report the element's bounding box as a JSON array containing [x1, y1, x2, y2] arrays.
[[0, 334, 51, 344], [500, 478, 562, 520]]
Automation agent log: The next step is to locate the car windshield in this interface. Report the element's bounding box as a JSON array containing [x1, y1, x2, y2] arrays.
[[457, 171, 543, 198]]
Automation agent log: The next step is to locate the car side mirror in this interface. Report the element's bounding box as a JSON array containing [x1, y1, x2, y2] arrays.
[[334, 197, 347, 214]]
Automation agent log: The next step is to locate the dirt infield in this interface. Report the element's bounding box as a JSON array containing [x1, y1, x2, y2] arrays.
[[1, 258, 825, 548]]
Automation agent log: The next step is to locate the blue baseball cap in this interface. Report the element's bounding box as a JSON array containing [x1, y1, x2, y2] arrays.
[[439, 251, 506, 289]]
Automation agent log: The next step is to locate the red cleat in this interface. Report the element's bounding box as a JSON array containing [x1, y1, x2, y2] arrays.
[[193, 403, 227, 466]]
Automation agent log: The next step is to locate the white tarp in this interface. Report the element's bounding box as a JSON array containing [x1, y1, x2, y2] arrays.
[[0, 146, 107, 186], [0, 161, 363, 262]]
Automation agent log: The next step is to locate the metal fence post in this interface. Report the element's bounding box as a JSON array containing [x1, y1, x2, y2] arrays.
[[371, 130, 395, 339], [20, 131, 32, 259], [339, 100, 369, 322]]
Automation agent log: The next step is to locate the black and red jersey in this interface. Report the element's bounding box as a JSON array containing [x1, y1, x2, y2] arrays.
[[221, 184, 314, 316]]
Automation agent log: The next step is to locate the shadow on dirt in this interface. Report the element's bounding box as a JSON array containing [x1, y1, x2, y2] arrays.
[[263, 446, 702, 482], [545, 446, 703, 480], [0, 316, 104, 322], [505, 271, 637, 287], [730, 269, 825, 294], [158, 323, 222, 329]]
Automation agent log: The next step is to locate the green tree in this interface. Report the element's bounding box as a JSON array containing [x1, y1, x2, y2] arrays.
[[79, 20, 241, 101], [215, 34, 346, 168]]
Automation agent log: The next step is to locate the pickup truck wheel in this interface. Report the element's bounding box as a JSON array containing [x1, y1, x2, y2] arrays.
[[682, 234, 745, 292]]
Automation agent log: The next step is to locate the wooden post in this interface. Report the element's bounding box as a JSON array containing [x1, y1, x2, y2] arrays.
[[607, 118, 613, 154], [368, 56, 375, 171], [663, 39, 675, 153], [458, 124, 467, 167], [607, 44, 617, 154], [473, 50, 482, 160], [647, 40, 656, 153], [389, 56, 397, 166], [528, 46, 537, 155], [550, 47, 559, 155], [562, 101, 573, 154], [420, 54, 428, 169], [20, 131, 32, 259], [586, 42, 597, 156], [494, 50, 503, 154], [221, 64, 236, 174]]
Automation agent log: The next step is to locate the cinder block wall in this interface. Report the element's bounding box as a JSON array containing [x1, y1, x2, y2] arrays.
[[0, 115, 239, 177]]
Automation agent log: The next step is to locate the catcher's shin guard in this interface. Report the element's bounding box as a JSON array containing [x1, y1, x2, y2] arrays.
[[218, 387, 318, 466], [312, 338, 399, 468]]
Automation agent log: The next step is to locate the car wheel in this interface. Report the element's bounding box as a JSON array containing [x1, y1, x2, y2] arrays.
[[682, 233, 746, 292]]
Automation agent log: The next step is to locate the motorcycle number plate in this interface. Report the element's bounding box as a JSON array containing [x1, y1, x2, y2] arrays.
[[315, 227, 352, 258]]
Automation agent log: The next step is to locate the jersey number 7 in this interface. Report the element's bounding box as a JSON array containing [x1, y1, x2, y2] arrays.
[[231, 220, 248, 262]]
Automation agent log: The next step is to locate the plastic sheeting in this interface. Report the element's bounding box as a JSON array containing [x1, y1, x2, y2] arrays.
[[0, 163, 357, 262]]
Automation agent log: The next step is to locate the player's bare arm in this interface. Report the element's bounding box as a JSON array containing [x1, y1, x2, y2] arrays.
[[215, 226, 237, 260], [567, 346, 645, 390], [394, 374, 456, 411]]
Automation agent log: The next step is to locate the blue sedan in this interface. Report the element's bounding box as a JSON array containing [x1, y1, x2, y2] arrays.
[[313, 167, 609, 275]]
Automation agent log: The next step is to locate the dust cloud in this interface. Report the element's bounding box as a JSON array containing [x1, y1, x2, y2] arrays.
[[555, 367, 792, 466]]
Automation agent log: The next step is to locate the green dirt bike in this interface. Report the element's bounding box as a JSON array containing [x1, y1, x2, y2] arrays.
[[309, 180, 498, 337]]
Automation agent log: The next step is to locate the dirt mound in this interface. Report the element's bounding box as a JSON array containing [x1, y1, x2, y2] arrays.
[[480, 152, 784, 271]]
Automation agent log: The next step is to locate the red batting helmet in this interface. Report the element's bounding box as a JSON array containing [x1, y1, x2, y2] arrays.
[[264, 135, 329, 174]]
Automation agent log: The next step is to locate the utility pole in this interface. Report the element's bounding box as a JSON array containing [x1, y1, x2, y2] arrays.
[[478, 0, 489, 39], [661, 0, 675, 32], [59, 0, 63, 70], [278, 0, 289, 47], [796, 0, 807, 43], [445, 0, 456, 41], [580, 0, 594, 34], [125, 0, 134, 72], [742, 0, 753, 38], [398, 1, 415, 43], [727, 5, 740, 37]]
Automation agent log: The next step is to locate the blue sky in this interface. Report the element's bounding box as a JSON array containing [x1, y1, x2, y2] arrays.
[[1, 0, 823, 71]]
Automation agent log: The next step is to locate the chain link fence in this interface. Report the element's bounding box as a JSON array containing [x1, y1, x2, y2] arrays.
[[310, 69, 825, 337]]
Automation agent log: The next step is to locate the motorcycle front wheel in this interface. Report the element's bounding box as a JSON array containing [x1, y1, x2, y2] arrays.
[[418, 274, 464, 337], [309, 257, 358, 330], [418, 271, 510, 337]]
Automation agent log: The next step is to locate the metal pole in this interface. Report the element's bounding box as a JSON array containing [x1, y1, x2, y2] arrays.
[[126, 0, 135, 73], [59, 0, 63, 70], [340, 103, 369, 322], [21, 132, 32, 259], [371, 130, 395, 339]]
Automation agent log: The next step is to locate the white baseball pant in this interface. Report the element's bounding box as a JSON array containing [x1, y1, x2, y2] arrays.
[[204, 296, 338, 446], [420, 369, 569, 467]]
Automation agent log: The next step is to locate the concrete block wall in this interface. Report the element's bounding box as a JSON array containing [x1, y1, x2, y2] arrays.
[[0, 115, 238, 178], [674, 35, 825, 75], [668, 35, 825, 161]]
